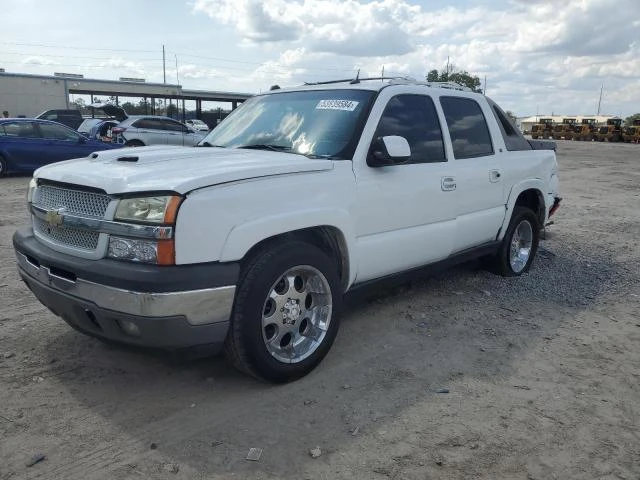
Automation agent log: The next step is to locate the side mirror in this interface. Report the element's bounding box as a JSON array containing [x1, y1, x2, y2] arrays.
[[78, 135, 87, 143], [367, 135, 411, 167]]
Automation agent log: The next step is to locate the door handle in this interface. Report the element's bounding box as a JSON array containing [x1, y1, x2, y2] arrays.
[[489, 170, 501, 183], [441, 176, 456, 191]]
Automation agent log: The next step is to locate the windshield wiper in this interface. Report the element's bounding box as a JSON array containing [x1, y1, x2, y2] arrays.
[[304, 154, 341, 160], [237, 144, 292, 152], [197, 142, 226, 148]]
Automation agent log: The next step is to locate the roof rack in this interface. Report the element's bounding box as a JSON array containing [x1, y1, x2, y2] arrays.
[[302, 76, 473, 92], [303, 76, 406, 86]]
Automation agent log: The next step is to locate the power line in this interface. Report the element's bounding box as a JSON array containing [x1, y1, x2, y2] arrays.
[[0, 41, 158, 53], [1, 51, 163, 62]]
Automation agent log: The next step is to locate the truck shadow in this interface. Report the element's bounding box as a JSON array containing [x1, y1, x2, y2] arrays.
[[38, 231, 633, 478]]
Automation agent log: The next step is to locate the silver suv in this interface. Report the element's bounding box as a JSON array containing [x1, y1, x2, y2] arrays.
[[113, 116, 206, 147]]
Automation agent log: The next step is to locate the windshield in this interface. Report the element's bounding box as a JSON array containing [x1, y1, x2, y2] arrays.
[[198, 89, 375, 159]]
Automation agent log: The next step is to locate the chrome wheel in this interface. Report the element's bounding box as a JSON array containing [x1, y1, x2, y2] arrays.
[[509, 219, 533, 273], [261, 266, 332, 364]]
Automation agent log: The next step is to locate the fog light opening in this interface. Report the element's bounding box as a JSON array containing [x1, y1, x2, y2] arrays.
[[118, 319, 141, 337], [83, 309, 102, 331]]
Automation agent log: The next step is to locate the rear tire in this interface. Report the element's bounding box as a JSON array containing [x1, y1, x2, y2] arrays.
[[225, 241, 342, 383], [487, 207, 540, 277]]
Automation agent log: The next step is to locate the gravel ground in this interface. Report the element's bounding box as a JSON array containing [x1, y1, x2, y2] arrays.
[[1, 141, 639, 480]]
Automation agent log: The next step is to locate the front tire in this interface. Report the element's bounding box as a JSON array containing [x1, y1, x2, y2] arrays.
[[488, 207, 540, 276], [225, 241, 342, 383]]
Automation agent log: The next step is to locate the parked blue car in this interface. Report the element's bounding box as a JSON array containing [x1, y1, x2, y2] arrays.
[[0, 118, 122, 176]]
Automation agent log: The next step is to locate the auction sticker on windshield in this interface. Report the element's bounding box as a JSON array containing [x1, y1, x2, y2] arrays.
[[316, 100, 360, 111]]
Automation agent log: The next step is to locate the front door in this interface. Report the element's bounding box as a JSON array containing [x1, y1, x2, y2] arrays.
[[352, 93, 456, 283], [0, 121, 43, 171]]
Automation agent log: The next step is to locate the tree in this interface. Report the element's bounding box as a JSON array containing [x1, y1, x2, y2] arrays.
[[625, 113, 640, 125], [166, 103, 178, 118], [426, 68, 482, 93], [71, 98, 87, 114], [121, 102, 137, 115]]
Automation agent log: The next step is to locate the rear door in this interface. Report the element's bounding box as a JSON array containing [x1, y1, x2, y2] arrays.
[[160, 119, 190, 145], [0, 121, 44, 171], [131, 118, 167, 145], [439, 96, 505, 252]]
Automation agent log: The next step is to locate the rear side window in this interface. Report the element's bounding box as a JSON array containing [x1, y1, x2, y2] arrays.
[[374, 94, 446, 163], [161, 120, 188, 132], [440, 97, 493, 159], [133, 118, 163, 130], [488, 99, 531, 151]]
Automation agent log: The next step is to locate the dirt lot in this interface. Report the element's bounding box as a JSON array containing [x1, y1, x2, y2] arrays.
[[1, 141, 639, 480]]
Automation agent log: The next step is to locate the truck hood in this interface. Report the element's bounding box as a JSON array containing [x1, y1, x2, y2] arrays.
[[34, 146, 334, 195]]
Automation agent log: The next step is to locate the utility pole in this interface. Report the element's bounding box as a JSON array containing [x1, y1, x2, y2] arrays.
[[445, 56, 450, 81], [381, 65, 384, 78], [163, 45, 167, 116], [596, 84, 603, 115], [483, 75, 487, 95]]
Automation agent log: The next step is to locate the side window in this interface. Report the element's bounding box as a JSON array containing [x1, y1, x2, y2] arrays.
[[440, 97, 493, 159], [161, 120, 187, 132], [492, 106, 517, 136], [133, 118, 160, 130], [38, 123, 80, 141], [373, 94, 446, 164], [489, 100, 532, 152], [0, 122, 40, 138]]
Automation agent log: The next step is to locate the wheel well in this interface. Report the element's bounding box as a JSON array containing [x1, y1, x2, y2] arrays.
[[515, 189, 545, 224], [241, 227, 350, 291]]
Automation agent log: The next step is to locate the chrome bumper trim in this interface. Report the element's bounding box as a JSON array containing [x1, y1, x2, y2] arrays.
[[30, 204, 173, 240], [16, 251, 235, 326]]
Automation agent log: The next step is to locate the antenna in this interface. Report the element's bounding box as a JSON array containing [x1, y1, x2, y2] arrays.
[[350, 69, 361, 84]]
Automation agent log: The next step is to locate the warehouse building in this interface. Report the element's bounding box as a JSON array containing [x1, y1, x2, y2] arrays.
[[0, 71, 252, 118]]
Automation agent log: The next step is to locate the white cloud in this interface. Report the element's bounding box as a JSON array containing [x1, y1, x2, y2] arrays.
[[22, 56, 57, 66], [191, 0, 640, 115]]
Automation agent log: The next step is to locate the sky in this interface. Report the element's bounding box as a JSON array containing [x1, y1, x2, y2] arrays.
[[1, 0, 639, 117]]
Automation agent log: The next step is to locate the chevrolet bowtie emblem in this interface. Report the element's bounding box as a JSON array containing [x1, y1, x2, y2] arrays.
[[45, 208, 65, 226]]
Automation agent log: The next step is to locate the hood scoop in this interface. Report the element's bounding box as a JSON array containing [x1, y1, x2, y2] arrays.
[[117, 156, 139, 162]]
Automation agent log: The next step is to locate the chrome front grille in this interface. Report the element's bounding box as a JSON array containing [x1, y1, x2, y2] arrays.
[[33, 217, 100, 250], [34, 184, 110, 218], [32, 184, 111, 254]]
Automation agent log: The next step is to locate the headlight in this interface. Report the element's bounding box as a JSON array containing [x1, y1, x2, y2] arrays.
[[115, 195, 181, 224], [27, 178, 37, 204]]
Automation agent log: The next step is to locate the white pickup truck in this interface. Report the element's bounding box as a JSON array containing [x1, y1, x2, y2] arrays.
[[13, 78, 561, 382]]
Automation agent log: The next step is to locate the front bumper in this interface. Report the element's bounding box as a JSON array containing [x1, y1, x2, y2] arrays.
[[13, 228, 238, 350]]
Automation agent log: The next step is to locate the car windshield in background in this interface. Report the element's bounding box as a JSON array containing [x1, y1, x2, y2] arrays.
[[199, 89, 375, 159]]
